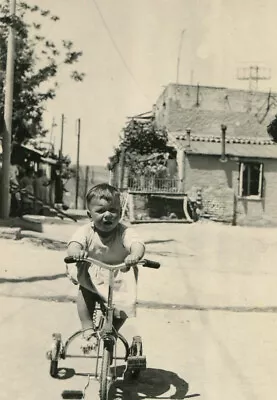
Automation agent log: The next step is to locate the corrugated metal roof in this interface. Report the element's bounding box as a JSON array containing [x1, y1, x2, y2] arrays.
[[175, 135, 277, 159]]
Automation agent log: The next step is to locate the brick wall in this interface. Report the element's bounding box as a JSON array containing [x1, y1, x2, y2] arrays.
[[185, 155, 236, 223]]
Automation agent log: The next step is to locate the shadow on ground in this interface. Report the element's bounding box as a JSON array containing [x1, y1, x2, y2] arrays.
[[0, 273, 66, 284], [145, 239, 175, 245], [57, 366, 200, 399]]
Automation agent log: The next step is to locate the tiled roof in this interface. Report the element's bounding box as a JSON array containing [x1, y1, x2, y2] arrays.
[[173, 134, 277, 159], [175, 134, 274, 145]]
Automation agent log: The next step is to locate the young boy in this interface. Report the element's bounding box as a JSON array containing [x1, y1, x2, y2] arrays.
[[66, 183, 145, 344]]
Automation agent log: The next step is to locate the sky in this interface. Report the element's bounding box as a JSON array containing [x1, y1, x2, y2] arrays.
[[24, 0, 277, 166]]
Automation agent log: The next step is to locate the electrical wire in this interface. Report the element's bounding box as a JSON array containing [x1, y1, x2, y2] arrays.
[[91, 0, 150, 102]]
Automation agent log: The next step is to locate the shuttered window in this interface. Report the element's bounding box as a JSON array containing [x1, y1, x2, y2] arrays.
[[239, 162, 264, 198]]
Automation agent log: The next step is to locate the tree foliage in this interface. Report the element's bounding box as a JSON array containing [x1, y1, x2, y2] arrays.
[[267, 114, 277, 142], [0, 1, 85, 144], [108, 119, 170, 176]]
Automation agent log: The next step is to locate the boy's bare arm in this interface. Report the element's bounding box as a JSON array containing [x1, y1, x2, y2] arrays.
[[125, 242, 145, 266]]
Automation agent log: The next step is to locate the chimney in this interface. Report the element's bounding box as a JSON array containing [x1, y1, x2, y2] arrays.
[[186, 128, 191, 148], [220, 124, 227, 162]]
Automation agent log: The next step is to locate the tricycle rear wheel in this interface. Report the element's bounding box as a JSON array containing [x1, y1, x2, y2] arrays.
[[50, 360, 58, 378]]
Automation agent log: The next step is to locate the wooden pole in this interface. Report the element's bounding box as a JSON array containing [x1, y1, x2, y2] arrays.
[[75, 118, 81, 209], [118, 146, 125, 190], [58, 114, 65, 160], [0, 0, 16, 218], [83, 165, 89, 209]]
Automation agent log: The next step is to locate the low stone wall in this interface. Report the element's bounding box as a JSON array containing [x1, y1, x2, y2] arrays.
[[129, 193, 186, 221]]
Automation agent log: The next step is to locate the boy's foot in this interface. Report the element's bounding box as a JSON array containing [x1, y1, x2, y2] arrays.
[[81, 330, 98, 354]]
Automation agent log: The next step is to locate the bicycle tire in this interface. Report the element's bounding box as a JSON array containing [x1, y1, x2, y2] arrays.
[[99, 347, 112, 400]]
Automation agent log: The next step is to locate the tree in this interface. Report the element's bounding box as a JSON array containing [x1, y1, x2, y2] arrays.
[[108, 118, 170, 177], [267, 115, 277, 142], [0, 1, 85, 144]]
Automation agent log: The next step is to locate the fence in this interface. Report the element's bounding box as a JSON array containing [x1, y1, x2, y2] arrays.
[[128, 176, 183, 193]]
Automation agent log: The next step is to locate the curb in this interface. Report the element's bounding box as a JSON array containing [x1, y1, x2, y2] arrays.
[[21, 230, 67, 250], [0, 227, 67, 250], [0, 227, 22, 240]]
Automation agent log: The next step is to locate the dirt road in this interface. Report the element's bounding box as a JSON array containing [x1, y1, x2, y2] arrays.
[[0, 221, 277, 399]]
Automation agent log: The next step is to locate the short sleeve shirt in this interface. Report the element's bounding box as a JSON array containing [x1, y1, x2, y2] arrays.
[[69, 222, 144, 265], [68, 222, 145, 317]]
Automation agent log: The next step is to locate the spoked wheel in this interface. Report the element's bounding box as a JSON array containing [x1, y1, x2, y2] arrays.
[[46, 333, 62, 378], [99, 347, 112, 400]]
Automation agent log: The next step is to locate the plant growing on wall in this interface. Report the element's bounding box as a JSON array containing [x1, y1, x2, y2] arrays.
[[108, 119, 170, 177]]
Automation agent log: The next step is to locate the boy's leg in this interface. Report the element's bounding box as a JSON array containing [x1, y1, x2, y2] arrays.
[[113, 309, 127, 333], [113, 317, 127, 332], [77, 286, 97, 335]]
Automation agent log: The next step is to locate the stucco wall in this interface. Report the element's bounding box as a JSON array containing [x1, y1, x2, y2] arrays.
[[184, 154, 277, 226], [154, 83, 277, 137], [235, 159, 277, 226]]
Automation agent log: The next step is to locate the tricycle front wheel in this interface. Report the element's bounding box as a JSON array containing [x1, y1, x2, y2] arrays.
[[99, 347, 112, 400]]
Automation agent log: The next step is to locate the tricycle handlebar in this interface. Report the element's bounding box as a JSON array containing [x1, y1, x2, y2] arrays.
[[64, 256, 160, 270]]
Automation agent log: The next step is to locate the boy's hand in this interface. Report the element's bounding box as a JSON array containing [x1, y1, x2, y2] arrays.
[[120, 255, 140, 273], [71, 249, 87, 261], [124, 254, 140, 266]]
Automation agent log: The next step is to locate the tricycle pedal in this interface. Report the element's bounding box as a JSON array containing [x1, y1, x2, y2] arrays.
[[126, 355, 147, 371], [61, 390, 83, 399]]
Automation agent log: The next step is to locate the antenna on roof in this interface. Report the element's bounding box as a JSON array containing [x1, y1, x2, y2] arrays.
[[237, 65, 271, 92], [176, 29, 186, 85], [237, 64, 271, 111]]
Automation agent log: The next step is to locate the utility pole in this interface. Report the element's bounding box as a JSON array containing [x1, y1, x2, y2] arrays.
[[49, 117, 56, 152], [59, 113, 65, 160], [1, 0, 16, 218], [75, 118, 81, 209], [83, 165, 89, 209]]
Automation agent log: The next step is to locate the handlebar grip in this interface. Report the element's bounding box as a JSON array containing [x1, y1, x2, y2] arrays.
[[142, 259, 161, 269], [64, 256, 76, 264]]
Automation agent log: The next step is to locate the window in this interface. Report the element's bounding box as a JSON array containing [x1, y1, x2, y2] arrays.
[[239, 162, 264, 198]]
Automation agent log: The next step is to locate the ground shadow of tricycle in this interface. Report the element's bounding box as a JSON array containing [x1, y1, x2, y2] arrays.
[[109, 366, 200, 400], [58, 365, 200, 399]]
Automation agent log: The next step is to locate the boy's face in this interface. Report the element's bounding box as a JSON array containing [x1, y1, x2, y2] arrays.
[[87, 196, 121, 233]]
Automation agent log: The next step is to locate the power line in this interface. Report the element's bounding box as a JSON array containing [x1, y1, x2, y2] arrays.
[[91, 0, 149, 101]]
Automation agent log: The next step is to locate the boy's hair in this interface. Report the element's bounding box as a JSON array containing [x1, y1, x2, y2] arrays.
[[86, 183, 120, 208]]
